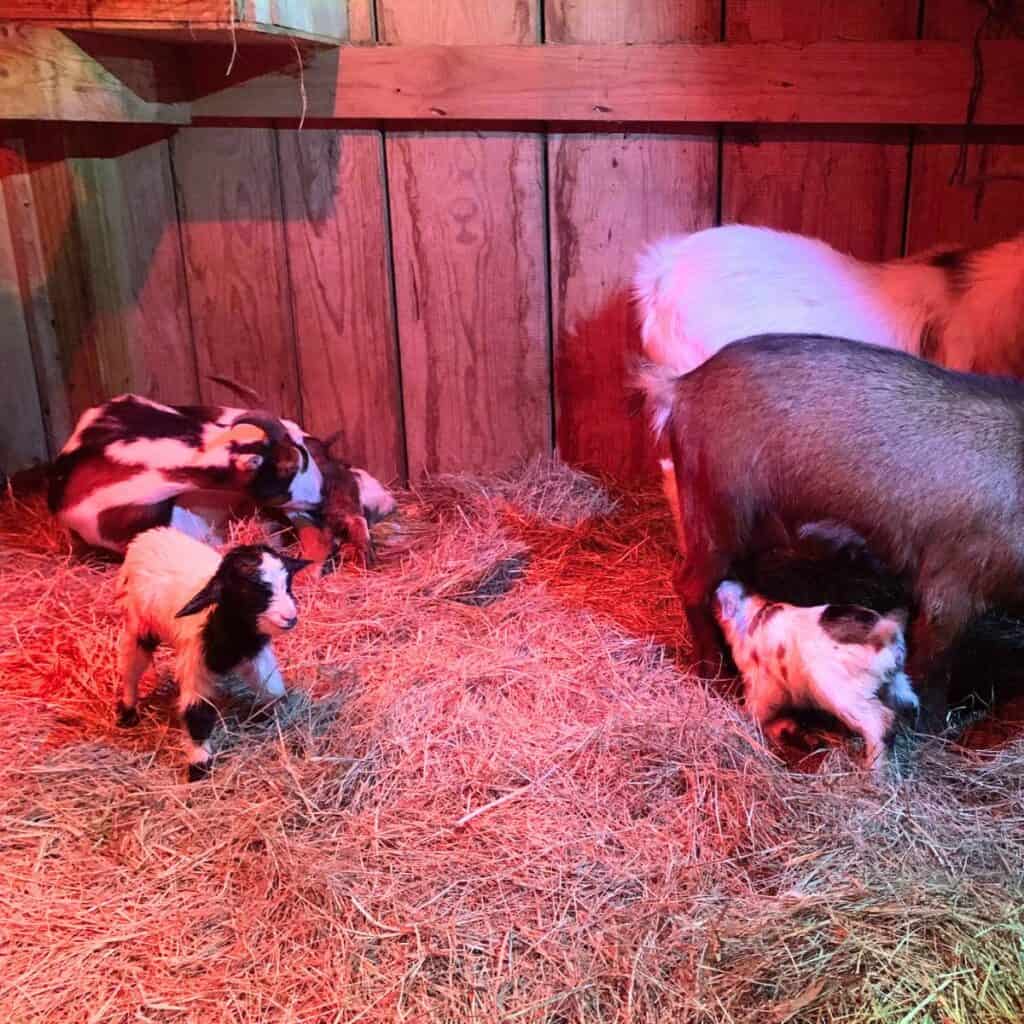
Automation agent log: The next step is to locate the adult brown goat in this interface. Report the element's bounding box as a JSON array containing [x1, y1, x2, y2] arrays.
[[639, 332, 1024, 730]]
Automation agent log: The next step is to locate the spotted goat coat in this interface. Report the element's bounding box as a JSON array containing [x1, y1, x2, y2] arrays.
[[714, 580, 918, 773]]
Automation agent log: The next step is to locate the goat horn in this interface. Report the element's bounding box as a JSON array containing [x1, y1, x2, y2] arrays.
[[208, 374, 266, 407], [232, 411, 292, 445], [321, 428, 346, 452]]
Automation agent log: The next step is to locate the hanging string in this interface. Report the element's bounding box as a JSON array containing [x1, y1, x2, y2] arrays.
[[949, 0, 1024, 188]]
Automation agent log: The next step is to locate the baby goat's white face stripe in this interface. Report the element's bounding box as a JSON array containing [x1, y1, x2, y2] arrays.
[[257, 553, 298, 634]]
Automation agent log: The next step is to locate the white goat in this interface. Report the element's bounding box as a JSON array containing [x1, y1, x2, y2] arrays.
[[714, 580, 918, 775], [634, 223, 1024, 382], [115, 527, 311, 780]]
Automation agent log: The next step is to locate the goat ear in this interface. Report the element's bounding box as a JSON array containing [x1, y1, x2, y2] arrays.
[[868, 616, 903, 650], [282, 555, 314, 577], [175, 576, 223, 618]]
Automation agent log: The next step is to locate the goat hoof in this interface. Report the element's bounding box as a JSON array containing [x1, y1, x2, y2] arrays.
[[116, 702, 140, 728], [187, 761, 212, 783]]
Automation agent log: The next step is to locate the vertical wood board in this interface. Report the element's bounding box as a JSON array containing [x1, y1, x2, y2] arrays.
[[386, 132, 548, 475], [722, 127, 909, 260], [346, 0, 375, 42], [172, 127, 301, 420], [722, 0, 917, 260], [380, 0, 547, 476], [0, 133, 71, 451], [545, 0, 716, 43], [376, 0, 535, 44], [546, 0, 719, 481], [906, 0, 1024, 252], [0, 147, 48, 471], [278, 128, 405, 482]]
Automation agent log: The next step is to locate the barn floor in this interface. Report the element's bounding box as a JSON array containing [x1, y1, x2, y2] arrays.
[[1, 458, 1023, 1023]]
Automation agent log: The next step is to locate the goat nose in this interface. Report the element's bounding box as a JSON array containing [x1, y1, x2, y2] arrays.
[[283, 616, 298, 630]]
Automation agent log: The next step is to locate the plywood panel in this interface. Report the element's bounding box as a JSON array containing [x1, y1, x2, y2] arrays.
[[380, 0, 547, 476], [722, 0, 917, 260], [0, 154, 47, 471], [547, 0, 718, 480], [906, 0, 1024, 252], [172, 127, 301, 420], [386, 131, 548, 475], [2, 126, 195, 452], [277, 128, 404, 482]]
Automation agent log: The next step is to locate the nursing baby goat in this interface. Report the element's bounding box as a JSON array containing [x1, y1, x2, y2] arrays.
[[116, 527, 312, 780], [640, 333, 1024, 741], [714, 580, 916, 774]]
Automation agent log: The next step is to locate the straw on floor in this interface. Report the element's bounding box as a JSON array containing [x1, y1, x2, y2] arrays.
[[1, 457, 1023, 1023]]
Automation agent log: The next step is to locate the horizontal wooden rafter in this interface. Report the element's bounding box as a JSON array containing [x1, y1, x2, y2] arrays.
[[2, 28, 1024, 127], [193, 40, 1024, 126]]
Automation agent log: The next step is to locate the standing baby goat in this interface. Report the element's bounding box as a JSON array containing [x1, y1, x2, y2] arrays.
[[714, 581, 917, 775], [115, 527, 311, 780]]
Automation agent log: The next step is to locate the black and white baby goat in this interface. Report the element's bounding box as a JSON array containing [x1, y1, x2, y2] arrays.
[[115, 527, 311, 781]]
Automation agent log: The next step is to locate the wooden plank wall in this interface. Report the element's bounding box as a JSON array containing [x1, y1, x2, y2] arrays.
[[1, 0, 1022, 483]]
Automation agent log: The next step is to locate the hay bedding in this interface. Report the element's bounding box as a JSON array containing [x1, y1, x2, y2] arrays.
[[1, 458, 1023, 1024]]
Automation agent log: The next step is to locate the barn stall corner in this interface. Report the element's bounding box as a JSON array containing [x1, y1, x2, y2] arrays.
[[2, 1, 1024, 1021]]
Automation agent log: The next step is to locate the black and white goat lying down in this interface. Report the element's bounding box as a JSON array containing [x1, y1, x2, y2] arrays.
[[49, 393, 395, 568], [116, 527, 312, 781]]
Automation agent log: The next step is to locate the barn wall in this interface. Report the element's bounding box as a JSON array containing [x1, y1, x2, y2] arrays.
[[2, 0, 1023, 482]]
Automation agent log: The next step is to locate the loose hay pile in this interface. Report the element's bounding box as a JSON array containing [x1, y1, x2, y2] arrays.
[[1, 458, 1024, 1023]]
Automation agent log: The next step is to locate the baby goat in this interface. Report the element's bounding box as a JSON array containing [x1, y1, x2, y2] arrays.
[[714, 581, 917, 775], [115, 527, 311, 780]]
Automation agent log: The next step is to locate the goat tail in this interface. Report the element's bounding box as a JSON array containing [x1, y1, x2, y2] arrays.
[[628, 357, 681, 441]]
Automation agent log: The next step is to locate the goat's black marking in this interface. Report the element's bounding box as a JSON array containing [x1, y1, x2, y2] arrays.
[[197, 545, 287, 674], [116, 701, 140, 728], [137, 632, 159, 652], [749, 602, 782, 633], [78, 396, 210, 450], [182, 701, 217, 744], [928, 247, 973, 291], [97, 500, 175, 547], [819, 604, 880, 645], [918, 317, 943, 362]]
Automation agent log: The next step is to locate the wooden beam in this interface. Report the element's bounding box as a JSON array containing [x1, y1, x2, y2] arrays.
[[193, 40, 1024, 126], [4, 0, 347, 44], [0, 24, 190, 123]]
